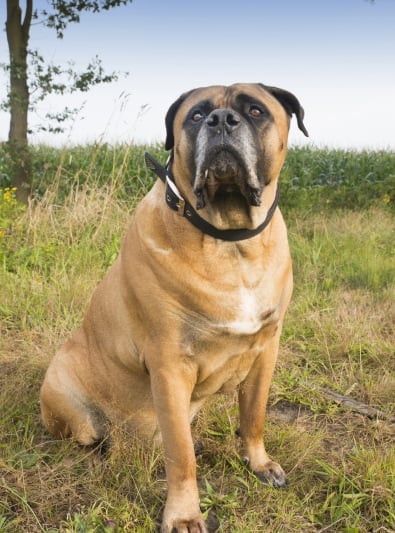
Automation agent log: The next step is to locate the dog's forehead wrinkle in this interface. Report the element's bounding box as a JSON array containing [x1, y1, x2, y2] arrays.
[[183, 86, 225, 108], [180, 83, 291, 121], [184, 86, 252, 113]]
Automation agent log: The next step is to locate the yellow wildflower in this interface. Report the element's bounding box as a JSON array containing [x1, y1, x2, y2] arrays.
[[1, 187, 17, 203], [3, 190, 12, 202]]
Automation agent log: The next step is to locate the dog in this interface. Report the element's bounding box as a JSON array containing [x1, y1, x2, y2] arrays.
[[40, 83, 308, 532]]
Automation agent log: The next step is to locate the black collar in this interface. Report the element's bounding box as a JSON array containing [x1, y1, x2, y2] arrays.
[[144, 152, 279, 242]]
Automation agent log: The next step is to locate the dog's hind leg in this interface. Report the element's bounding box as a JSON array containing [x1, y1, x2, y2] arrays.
[[40, 350, 104, 446]]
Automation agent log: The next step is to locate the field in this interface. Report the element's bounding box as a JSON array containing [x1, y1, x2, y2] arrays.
[[0, 144, 394, 532]]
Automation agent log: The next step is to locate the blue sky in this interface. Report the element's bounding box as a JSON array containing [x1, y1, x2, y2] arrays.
[[1, 0, 394, 148]]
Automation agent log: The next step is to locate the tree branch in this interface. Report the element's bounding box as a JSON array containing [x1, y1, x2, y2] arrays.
[[317, 387, 395, 422], [22, 0, 33, 36]]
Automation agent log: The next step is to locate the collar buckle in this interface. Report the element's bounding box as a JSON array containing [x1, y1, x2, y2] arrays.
[[176, 197, 185, 216]]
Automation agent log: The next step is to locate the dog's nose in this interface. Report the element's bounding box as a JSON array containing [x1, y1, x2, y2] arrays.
[[206, 108, 241, 134]]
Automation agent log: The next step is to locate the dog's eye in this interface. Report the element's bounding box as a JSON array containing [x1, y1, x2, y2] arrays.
[[249, 106, 263, 118], [191, 111, 204, 122]]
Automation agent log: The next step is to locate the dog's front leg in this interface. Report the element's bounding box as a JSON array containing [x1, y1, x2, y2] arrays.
[[238, 334, 288, 488], [150, 364, 208, 533]]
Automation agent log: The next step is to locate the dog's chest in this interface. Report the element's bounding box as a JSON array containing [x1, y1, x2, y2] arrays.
[[184, 277, 280, 347], [184, 283, 279, 397], [217, 286, 277, 336]]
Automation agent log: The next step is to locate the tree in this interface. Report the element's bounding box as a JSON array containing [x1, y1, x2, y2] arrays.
[[5, 0, 32, 203], [4, 0, 132, 203]]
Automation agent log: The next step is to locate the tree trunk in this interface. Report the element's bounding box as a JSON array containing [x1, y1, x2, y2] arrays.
[[6, 0, 33, 204]]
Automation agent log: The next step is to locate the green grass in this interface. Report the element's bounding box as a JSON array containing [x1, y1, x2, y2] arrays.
[[0, 144, 394, 532]]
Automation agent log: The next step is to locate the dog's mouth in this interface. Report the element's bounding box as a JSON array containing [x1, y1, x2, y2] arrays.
[[193, 148, 263, 210]]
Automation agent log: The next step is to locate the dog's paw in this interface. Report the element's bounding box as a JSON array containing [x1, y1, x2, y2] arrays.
[[161, 515, 208, 533], [252, 460, 288, 488]]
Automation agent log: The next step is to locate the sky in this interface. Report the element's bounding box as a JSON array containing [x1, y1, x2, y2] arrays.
[[1, 0, 395, 149]]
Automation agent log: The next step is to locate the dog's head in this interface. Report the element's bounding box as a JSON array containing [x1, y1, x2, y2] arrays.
[[165, 83, 308, 230]]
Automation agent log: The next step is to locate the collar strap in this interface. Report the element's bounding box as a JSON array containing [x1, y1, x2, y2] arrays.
[[144, 152, 279, 242]]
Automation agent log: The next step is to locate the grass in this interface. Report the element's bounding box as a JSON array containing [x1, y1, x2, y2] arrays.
[[0, 144, 394, 532]]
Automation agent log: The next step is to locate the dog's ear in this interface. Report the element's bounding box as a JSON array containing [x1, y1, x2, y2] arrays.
[[165, 90, 195, 150], [260, 84, 309, 137]]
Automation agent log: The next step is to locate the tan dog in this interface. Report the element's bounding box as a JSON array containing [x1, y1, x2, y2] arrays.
[[40, 83, 308, 532]]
